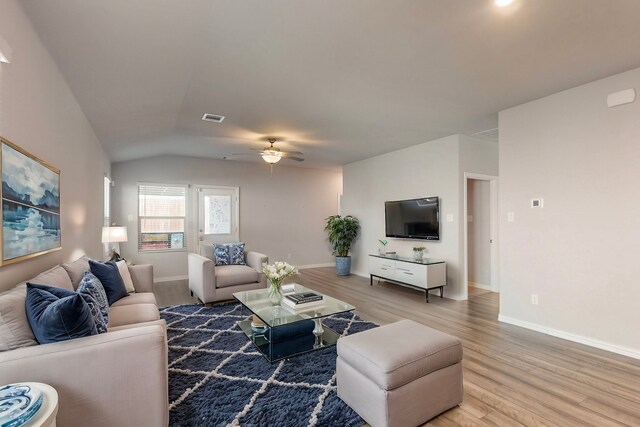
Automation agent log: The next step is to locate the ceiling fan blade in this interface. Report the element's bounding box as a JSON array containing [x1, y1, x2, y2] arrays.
[[228, 153, 255, 156], [280, 150, 304, 155], [250, 147, 270, 152], [283, 156, 305, 162]]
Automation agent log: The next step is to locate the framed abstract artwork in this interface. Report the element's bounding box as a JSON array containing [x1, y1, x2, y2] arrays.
[[0, 137, 61, 265]]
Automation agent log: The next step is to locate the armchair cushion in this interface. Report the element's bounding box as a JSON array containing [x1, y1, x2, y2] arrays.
[[214, 244, 230, 266], [215, 265, 259, 288]]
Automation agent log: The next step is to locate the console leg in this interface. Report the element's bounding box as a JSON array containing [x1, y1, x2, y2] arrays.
[[440, 287, 444, 298], [370, 275, 373, 286], [425, 290, 429, 303], [190, 290, 193, 297]]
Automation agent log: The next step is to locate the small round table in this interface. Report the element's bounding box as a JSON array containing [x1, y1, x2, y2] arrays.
[[22, 383, 58, 427]]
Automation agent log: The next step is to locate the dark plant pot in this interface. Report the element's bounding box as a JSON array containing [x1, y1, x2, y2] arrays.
[[335, 256, 352, 276]]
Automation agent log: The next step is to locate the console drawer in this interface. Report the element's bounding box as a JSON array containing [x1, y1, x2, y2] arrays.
[[394, 261, 427, 288], [370, 256, 396, 278]]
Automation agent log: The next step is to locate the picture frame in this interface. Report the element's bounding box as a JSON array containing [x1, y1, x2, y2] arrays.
[[0, 136, 61, 265]]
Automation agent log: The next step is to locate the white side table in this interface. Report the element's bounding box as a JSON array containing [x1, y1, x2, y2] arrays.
[[22, 383, 58, 427]]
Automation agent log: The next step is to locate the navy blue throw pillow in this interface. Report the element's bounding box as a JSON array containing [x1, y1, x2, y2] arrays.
[[25, 283, 98, 344], [89, 260, 128, 305]]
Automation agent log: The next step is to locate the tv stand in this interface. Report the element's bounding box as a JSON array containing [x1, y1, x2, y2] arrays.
[[369, 254, 446, 303]]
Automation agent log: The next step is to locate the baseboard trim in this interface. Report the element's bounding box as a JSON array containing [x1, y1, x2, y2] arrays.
[[469, 281, 491, 290], [498, 314, 640, 360], [155, 275, 188, 283], [298, 263, 335, 269]]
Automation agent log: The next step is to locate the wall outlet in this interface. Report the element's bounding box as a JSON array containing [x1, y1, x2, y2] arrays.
[[127, 214, 134, 222], [531, 198, 543, 208], [507, 212, 515, 222], [287, 253, 292, 260], [446, 214, 454, 222], [531, 294, 539, 305]]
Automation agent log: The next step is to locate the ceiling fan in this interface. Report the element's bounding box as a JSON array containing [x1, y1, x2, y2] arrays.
[[223, 138, 304, 164]]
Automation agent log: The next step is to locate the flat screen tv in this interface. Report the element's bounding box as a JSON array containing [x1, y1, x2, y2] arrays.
[[385, 197, 440, 240]]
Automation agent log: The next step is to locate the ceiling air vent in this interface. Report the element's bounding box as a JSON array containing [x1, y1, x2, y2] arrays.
[[202, 113, 225, 123], [470, 127, 499, 142]]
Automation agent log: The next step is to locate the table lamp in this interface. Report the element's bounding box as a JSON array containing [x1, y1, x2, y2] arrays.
[[102, 226, 128, 261]]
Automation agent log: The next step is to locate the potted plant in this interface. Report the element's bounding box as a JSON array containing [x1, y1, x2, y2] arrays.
[[378, 239, 388, 255], [324, 215, 360, 276], [413, 246, 426, 260]]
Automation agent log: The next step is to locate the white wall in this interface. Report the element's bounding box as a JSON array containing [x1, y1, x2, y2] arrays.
[[499, 67, 640, 357], [342, 134, 498, 300], [0, 0, 110, 291], [111, 156, 342, 280], [467, 179, 491, 287]]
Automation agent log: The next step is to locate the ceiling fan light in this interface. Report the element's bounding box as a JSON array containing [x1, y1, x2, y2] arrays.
[[262, 153, 282, 164]]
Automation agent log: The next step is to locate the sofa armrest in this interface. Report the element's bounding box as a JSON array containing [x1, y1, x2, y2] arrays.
[[188, 252, 216, 303], [129, 264, 154, 293], [246, 251, 268, 271], [0, 324, 168, 427]]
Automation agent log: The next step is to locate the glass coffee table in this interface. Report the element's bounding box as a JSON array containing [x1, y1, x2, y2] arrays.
[[233, 284, 355, 363]]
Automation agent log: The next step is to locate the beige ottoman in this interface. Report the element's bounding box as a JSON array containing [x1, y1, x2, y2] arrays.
[[336, 319, 463, 427]]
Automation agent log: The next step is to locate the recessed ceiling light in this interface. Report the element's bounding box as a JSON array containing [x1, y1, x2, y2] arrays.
[[0, 52, 9, 63], [202, 113, 225, 123], [495, 0, 513, 7]]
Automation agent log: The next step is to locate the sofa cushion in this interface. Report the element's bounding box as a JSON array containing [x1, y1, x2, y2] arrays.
[[214, 244, 230, 266], [110, 292, 157, 308], [25, 284, 98, 344], [77, 271, 110, 327], [215, 265, 259, 288], [61, 256, 91, 289], [31, 266, 74, 291], [0, 284, 37, 351], [337, 319, 462, 390], [107, 304, 160, 328], [228, 242, 246, 265], [89, 260, 128, 305], [116, 260, 135, 293]]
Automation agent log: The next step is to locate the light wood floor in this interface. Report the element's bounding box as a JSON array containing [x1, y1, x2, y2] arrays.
[[156, 268, 640, 426]]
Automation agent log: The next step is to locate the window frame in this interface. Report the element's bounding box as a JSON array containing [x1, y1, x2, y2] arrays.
[[137, 183, 188, 253]]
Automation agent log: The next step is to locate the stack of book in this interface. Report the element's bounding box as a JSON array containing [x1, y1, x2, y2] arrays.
[[282, 292, 325, 311]]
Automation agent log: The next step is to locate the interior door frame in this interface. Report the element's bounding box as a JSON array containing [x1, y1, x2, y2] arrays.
[[463, 173, 499, 300], [192, 185, 240, 251]]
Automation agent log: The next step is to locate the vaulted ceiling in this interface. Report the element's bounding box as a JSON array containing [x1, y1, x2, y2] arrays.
[[21, 0, 640, 168]]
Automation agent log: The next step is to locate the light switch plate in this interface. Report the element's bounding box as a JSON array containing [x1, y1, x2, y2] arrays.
[[446, 214, 454, 222], [507, 212, 515, 222]]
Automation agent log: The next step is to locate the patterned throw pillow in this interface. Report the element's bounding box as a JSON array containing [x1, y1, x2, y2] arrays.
[[77, 271, 110, 330], [214, 244, 230, 266], [228, 242, 246, 265]]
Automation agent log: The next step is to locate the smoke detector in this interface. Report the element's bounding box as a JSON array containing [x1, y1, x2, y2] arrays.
[[201, 113, 225, 123]]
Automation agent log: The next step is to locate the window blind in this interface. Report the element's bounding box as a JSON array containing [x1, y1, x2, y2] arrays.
[[138, 184, 187, 252]]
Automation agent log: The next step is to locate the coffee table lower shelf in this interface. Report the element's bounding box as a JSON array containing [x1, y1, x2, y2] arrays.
[[237, 318, 341, 363]]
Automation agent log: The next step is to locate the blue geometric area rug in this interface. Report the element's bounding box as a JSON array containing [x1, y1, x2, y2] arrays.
[[160, 303, 378, 427]]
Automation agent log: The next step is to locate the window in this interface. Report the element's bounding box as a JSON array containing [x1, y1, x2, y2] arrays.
[[104, 176, 111, 226], [138, 184, 187, 252]]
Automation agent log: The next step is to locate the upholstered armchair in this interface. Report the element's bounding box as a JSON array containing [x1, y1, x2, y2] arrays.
[[188, 244, 268, 304]]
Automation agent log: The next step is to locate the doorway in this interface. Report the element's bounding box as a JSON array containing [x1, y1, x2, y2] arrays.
[[196, 186, 239, 248], [463, 173, 498, 300]]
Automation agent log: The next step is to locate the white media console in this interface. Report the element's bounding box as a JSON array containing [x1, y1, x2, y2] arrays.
[[369, 254, 447, 303]]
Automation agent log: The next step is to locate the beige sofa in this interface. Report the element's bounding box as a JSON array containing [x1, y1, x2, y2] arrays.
[[188, 244, 268, 304], [0, 257, 168, 427]]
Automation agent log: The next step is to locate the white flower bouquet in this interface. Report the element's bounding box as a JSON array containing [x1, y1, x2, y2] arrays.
[[262, 261, 298, 304]]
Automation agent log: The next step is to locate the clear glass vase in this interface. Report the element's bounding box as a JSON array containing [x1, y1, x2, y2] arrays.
[[268, 279, 283, 305]]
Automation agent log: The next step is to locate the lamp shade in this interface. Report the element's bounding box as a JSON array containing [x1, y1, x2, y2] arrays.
[[102, 226, 128, 243]]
